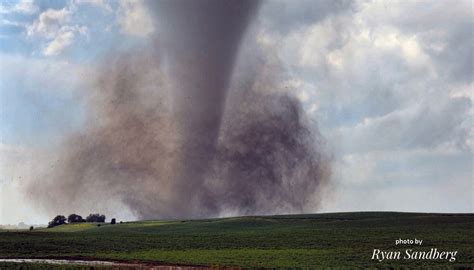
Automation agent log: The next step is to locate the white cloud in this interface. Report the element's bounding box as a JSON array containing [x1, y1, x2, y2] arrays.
[[295, 19, 340, 68], [0, 19, 25, 27], [43, 30, 75, 56], [0, 54, 96, 224], [0, 0, 39, 15], [117, 0, 154, 37], [0, 144, 47, 224], [71, 0, 112, 12], [27, 8, 87, 56], [0, 53, 95, 95], [27, 8, 71, 38]]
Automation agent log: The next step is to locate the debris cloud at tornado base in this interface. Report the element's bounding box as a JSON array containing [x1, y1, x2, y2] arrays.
[[27, 1, 331, 220]]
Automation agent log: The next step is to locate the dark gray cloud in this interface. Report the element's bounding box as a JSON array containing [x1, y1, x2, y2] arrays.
[[339, 96, 472, 153], [251, 0, 472, 212], [259, 0, 354, 34], [376, 1, 473, 83], [257, 0, 472, 151]]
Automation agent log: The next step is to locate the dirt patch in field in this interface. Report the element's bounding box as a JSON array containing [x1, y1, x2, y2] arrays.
[[0, 257, 240, 269]]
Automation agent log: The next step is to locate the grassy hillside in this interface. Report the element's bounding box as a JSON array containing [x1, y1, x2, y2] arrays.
[[0, 212, 473, 268]]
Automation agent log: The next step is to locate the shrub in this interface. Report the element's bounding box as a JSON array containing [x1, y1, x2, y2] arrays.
[[67, 214, 85, 223], [86, 213, 106, 223], [48, 215, 66, 228]]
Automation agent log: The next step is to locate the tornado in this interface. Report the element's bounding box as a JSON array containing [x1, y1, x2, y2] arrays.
[[26, 1, 331, 220], [151, 1, 261, 217]]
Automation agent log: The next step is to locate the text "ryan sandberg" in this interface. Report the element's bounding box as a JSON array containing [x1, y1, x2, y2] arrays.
[[371, 248, 458, 262]]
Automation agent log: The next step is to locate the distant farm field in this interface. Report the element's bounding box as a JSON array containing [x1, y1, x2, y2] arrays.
[[0, 212, 473, 268]]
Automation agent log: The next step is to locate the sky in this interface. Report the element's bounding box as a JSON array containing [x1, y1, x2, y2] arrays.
[[0, 0, 472, 224]]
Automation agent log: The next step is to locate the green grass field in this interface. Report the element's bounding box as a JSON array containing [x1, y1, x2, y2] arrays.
[[0, 212, 473, 269]]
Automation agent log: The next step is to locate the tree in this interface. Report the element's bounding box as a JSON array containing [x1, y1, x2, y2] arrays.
[[48, 215, 66, 228], [85, 213, 106, 223], [111, 218, 116, 225], [67, 214, 85, 223], [29, 226, 34, 231]]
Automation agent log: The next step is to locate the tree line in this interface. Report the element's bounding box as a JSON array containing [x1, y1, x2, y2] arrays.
[[48, 213, 111, 228]]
